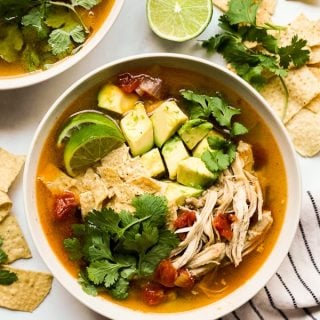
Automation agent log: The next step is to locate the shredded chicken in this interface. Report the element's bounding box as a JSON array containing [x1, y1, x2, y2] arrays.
[[168, 142, 271, 278]]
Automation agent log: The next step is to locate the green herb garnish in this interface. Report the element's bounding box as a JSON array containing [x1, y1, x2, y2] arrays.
[[64, 194, 179, 300], [180, 89, 247, 176], [0, 0, 101, 72], [0, 238, 18, 286]]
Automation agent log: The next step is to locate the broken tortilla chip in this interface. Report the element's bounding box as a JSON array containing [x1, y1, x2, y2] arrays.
[[0, 191, 11, 223], [260, 66, 320, 123], [306, 67, 320, 113], [212, 0, 277, 25], [286, 108, 320, 157], [0, 214, 31, 263], [0, 266, 53, 312], [308, 45, 320, 65], [0, 148, 25, 193], [280, 14, 320, 47]]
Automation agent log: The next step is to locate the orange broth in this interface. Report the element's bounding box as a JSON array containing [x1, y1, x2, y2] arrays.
[[0, 0, 115, 77], [36, 66, 287, 313]]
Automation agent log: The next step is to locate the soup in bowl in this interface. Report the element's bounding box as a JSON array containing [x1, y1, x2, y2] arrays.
[[24, 54, 301, 320], [0, 0, 123, 90]]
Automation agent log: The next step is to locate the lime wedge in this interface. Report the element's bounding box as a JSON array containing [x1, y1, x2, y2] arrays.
[[57, 111, 118, 148], [147, 0, 213, 42], [63, 123, 125, 177]]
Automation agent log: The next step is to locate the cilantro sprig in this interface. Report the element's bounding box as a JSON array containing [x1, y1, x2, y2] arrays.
[[64, 194, 179, 300], [180, 89, 247, 177], [0, 0, 101, 71], [0, 238, 18, 286], [202, 0, 310, 91]]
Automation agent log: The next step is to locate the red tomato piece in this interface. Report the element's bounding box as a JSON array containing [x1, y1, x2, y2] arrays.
[[174, 268, 195, 290], [173, 209, 196, 230], [141, 282, 166, 306], [117, 73, 142, 93], [53, 191, 78, 220], [154, 260, 178, 288], [213, 214, 233, 241]]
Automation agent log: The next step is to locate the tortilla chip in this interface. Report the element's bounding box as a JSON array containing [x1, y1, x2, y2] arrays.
[[305, 67, 320, 113], [212, 0, 276, 25], [261, 66, 320, 123], [280, 14, 320, 47], [308, 46, 320, 65], [0, 191, 11, 222], [0, 148, 25, 193], [0, 214, 31, 263], [286, 108, 320, 157], [0, 266, 53, 312]]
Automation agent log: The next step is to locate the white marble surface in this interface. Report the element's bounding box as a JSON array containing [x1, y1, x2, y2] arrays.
[[0, 1, 319, 319]]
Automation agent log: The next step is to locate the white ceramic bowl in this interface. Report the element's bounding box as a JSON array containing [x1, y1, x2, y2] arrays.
[[0, 0, 123, 90], [24, 53, 301, 320]]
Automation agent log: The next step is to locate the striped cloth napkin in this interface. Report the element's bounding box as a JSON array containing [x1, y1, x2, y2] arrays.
[[223, 190, 320, 320]]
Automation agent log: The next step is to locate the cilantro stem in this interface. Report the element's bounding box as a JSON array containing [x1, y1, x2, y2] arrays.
[[47, 1, 89, 33], [279, 76, 289, 121], [121, 215, 151, 234]]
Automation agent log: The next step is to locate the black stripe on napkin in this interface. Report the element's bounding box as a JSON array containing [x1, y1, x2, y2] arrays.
[[298, 221, 320, 274], [276, 272, 297, 308], [232, 310, 241, 319], [304, 307, 318, 320], [288, 252, 320, 304], [264, 286, 288, 319], [307, 191, 320, 229], [249, 299, 264, 319]]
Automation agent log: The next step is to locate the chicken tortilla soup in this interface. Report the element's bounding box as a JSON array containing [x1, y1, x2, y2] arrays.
[[36, 66, 287, 312]]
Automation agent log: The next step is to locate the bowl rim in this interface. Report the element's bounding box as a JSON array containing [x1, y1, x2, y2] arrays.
[[23, 53, 302, 320], [0, 0, 124, 91]]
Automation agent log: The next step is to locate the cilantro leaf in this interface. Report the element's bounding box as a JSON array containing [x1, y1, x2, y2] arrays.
[[21, 6, 48, 39], [0, 24, 24, 63], [72, 0, 101, 10], [278, 35, 310, 69], [78, 269, 98, 296], [181, 89, 241, 130], [226, 0, 259, 25], [0, 269, 18, 285], [108, 277, 129, 300], [202, 136, 237, 173], [132, 194, 168, 226], [87, 260, 123, 287], [63, 238, 83, 260], [231, 122, 248, 136], [140, 230, 179, 277]]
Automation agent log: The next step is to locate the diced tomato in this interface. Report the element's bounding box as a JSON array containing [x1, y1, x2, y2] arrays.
[[154, 260, 178, 288], [117, 73, 142, 93], [53, 191, 78, 220], [174, 209, 196, 229], [174, 268, 195, 290], [141, 282, 166, 305], [213, 213, 233, 241]]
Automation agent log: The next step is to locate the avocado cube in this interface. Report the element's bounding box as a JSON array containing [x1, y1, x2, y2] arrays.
[[120, 103, 154, 156], [140, 148, 165, 178], [98, 84, 138, 115], [162, 136, 189, 180], [164, 182, 203, 206], [178, 119, 213, 150], [193, 130, 224, 158], [177, 157, 217, 188], [151, 100, 188, 147]]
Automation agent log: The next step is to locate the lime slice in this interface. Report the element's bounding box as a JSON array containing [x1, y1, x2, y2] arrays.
[[57, 111, 118, 148], [147, 0, 213, 42], [64, 123, 125, 177]]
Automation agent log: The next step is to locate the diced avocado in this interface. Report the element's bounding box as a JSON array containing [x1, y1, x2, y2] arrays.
[[178, 119, 213, 150], [98, 84, 138, 115], [193, 130, 224, 158], [140, 148, 166, 178], [120, 103, 154, 156], [162, 136, 189, 180], [164, 182, 203, 206], [177, 157, 217, 188], [151, 100, 188, 147]]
